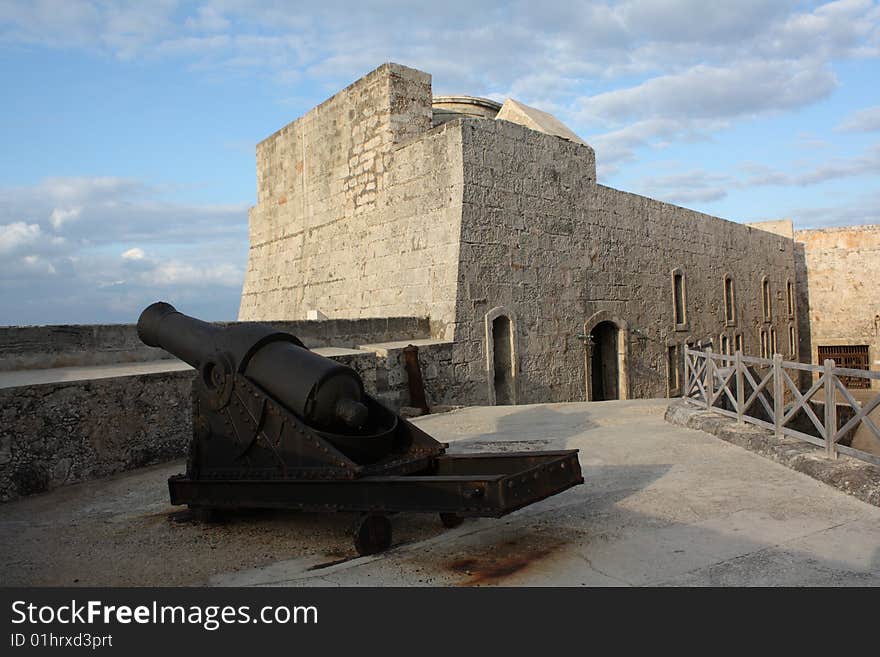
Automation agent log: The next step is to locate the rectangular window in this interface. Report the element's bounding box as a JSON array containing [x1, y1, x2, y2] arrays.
[[760, 329, 768, 358], [673, 271, 686, 327], [788, 325, 795, 356], [786, 281, 794, 318], [724, 277, 735, 324], [771, 327, 777, 355], [818, 345, 870, 389], [667, 344, 679, 395], [720, 334, 730, 355], [735, 333, 743, 354]]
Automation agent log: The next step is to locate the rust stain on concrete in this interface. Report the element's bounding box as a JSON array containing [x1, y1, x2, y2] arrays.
[[446, 535, 566, 586]]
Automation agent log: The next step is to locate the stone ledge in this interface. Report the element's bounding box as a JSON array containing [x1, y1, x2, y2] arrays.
[[665, 398, 880, 508]]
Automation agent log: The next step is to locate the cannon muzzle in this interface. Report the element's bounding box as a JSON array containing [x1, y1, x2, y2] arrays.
[[137, 301, 219, 367]]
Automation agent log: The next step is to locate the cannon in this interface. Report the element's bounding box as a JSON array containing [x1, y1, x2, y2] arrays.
[[138, 302, 584, 555]]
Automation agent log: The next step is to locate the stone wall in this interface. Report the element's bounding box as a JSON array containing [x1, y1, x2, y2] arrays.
[[0, 370, 193, 501], [0, 316, 430, 371], [0, 341, 458, 501], [0, 324, 169, 371], [239, 63, 464, 340], [453, 118, 798, 404], [795, 225, 880, 388]]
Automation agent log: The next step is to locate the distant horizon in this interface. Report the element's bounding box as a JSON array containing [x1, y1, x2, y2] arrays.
[[2, 1, 879, 325]]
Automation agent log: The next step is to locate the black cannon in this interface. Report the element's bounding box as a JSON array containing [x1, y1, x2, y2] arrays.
[[138, 302, 584, 555]]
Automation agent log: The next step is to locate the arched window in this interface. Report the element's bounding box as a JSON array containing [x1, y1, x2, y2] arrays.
[[734, 333, 743, 354], [762, 276, 772, 322], [760, 329, 769, 358]]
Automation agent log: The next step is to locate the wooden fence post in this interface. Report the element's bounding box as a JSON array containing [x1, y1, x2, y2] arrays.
[[705, 347, 714, 409], [823, 358, 838, 459], [735, 350, 744, 423], [773, 353, 783, 437]]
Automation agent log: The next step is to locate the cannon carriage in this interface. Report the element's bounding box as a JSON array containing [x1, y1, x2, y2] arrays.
[[138, 302, 584, 555]]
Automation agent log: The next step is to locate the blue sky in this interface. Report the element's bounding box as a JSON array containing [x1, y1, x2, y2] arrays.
[[1, 0, 879, 325]]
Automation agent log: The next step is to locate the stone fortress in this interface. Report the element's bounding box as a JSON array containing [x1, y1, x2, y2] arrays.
[[1, 62, 877, 501], [239, 62, 803, 406]]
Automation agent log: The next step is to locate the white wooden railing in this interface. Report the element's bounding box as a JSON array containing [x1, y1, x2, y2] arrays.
[[684, 347, 880, 467]]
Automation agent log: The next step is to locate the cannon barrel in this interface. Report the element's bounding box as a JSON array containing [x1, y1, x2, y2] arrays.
[[137, 302, 369, 432]]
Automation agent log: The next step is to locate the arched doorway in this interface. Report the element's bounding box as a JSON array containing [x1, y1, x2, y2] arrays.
[[485, 306, 517, 405], [590, 321, 619, 400], [583, 311, 629, 401]]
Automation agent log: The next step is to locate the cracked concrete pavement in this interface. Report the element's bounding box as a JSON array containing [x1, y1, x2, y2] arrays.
[[2, 399, 879, 586]]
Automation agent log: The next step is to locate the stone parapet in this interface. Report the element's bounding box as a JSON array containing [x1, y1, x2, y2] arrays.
[[0, 316, 430, 371]]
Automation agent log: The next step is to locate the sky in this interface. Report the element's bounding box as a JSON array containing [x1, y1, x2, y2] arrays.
[[1, 0, 879, 326]]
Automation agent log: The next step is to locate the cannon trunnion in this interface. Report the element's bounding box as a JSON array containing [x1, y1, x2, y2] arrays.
[[138, 302, 584, 555]]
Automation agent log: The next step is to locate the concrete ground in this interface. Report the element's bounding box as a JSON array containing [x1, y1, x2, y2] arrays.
[[1, 398, 878, 587]]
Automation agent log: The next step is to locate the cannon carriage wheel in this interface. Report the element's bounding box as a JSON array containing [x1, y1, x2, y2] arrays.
[[353, 513, 392, 556], [439, 513, 464, 528]]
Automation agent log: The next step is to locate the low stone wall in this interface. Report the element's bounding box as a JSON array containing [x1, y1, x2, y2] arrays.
[[0, 369, 193, 501], [0, 316, 431, 371], [665, 398, 880, 508], [0, 342, 461, 502]]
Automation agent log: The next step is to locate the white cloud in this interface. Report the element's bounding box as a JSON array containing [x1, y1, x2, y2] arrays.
[[619, 0, 795, 44], [141, 262, 243, 287], [630, 142, 880, 208], [0, 0, 177, 57], [0, 177, 246, 246], [588, 118, 720, 167], [578, 59, 837, 123], [761, 0, 880, 58], [787, 190, 880, 228], [0, 176, 248, 324], [21, 254, 56, 275], [837, 105, 880, 132], [0, 1, 876, 175], [1, 2, 876, 101], [49, 206, 81, 230], [0, 222, 41, 253], [742, 144, 880, 186], [42, 176, 145, 202], [635, 169, 731, 205], [184, 5, 230, 32]]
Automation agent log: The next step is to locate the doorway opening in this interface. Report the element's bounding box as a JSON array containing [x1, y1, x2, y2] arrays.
[[492, 315, 514, 404], [485, 307, 517, 405], [590, 321, 620, 401]]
